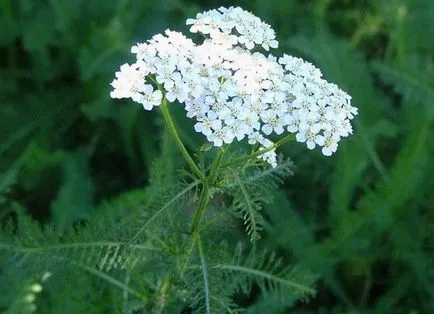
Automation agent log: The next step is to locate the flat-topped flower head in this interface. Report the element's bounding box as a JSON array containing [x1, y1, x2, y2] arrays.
[[110, 7, 358, 167]]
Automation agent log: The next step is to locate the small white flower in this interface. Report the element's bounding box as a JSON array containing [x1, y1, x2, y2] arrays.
[[136, 87, 163, 110], [261, 112, 285, 135], [194, 111, 221, 136], [185, 100, 210, 119], [317, 132, 340, 156], [207, 126, 234, 146], [248, 131, 264, 145]]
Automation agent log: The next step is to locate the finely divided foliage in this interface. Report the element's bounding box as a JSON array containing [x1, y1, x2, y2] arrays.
[[0, 158, 311, 313]]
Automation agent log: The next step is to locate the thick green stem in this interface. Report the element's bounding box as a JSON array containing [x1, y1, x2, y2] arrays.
[[190, 147, 226, 232], [195, 232, 210, 313], [190, 183, 210, 233], [220, 133, 296, 168], [160, 99, 205, 181], [207, 146, 226, 184]]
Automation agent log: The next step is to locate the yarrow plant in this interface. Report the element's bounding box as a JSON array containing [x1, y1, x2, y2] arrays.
[[110, 5, 358, 244], [111, 6, 357, 169], [0, 7, 362, 314], [115, 8, 358, 242]]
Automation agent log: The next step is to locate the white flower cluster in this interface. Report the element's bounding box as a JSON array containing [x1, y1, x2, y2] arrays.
[[110, 6, 358, 167], [186, 6, 278, 51]]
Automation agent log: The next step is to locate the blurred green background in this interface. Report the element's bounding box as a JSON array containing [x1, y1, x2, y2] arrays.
[[1, 0, 433, 312]]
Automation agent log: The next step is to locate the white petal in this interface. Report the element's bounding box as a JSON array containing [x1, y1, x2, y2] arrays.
[[262, 124, 272, 135]]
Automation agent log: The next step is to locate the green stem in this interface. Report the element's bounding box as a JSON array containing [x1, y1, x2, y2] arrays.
[[207, 146, 226, 184], [160, 99, 205, 181], [195, 232, 210, 314], [190, 146, 226, 232], [190, 183, 210, 233], [220, 133, 296, 168], [192, 146, 228, 230]]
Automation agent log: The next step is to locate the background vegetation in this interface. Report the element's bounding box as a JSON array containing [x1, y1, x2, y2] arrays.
[[1, 0, 433, 313]]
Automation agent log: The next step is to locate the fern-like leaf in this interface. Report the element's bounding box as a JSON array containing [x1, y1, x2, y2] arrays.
[[229, 170, 264, 242], [128, 181, 199, 245], [72, 261, 144, 299], [212, 245, 317, 305], [223, 157, 293, 242]]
